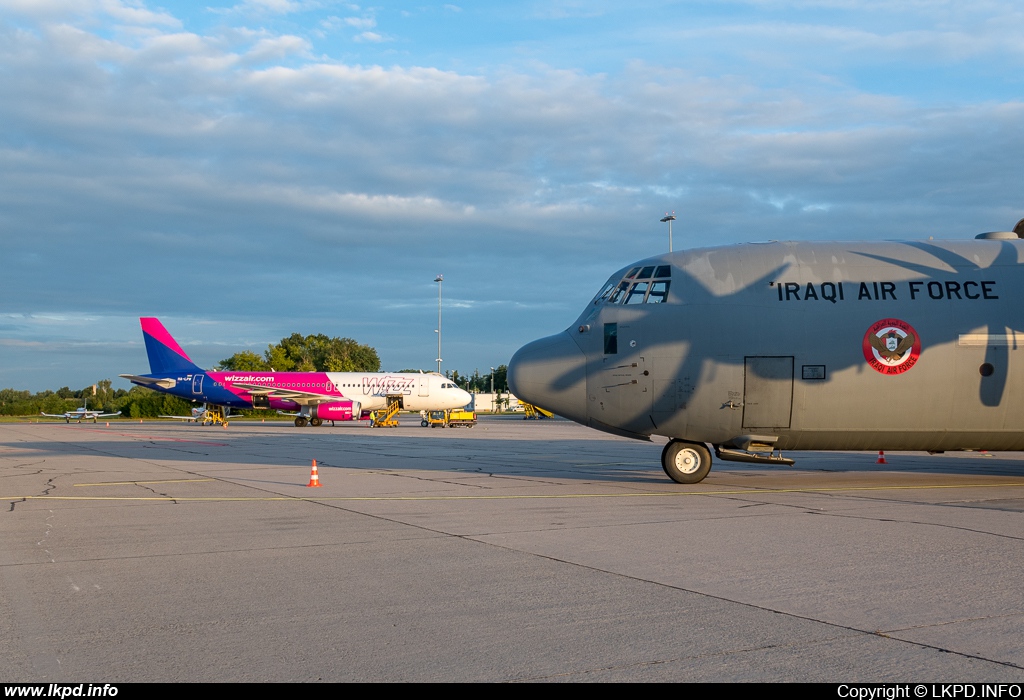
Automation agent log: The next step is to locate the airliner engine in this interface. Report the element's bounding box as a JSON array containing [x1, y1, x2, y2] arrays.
[[310, 401, 360, 421]]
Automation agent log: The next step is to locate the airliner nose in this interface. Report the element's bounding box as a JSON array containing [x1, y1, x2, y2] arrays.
[[507, 331, 587, 423]]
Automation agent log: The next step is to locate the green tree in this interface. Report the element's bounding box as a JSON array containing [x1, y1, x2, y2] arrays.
[[218, 351, 270, 371], [221, 333, 380, 373], [264, 345, 295, 372], [94, 379, 113, 410]]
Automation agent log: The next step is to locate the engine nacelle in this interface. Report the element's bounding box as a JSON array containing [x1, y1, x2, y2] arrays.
[[310, 401, 360, 421]]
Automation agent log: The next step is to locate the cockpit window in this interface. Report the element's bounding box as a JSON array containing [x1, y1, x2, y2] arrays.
[[624, 282, 648, 304], [592, 280, 616, 305], [593, 265, 672, 305], [647, 280, 670, 303], [607, 281, 629, 304]]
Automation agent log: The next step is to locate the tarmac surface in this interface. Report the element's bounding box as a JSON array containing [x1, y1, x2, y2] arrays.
[[2, 415, 1024, 682]]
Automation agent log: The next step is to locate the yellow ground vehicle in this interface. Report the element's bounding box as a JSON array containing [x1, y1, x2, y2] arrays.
[[421, 408, 477, 428]]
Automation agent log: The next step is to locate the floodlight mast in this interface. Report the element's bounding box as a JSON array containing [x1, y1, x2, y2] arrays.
[[660, 212, 676, 252], [434, 274, 443, 374]]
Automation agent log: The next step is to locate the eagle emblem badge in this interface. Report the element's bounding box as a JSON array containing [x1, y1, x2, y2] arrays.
[[863, 318, 921, 375]]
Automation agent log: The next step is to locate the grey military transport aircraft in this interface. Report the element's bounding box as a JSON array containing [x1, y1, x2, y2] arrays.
[[507, 219, 1024, 484]]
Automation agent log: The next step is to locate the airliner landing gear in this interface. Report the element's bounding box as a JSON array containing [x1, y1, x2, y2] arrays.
[[310, 418, 323, 427], [294, 416, 308, 428], [661, 440, 712, 484]]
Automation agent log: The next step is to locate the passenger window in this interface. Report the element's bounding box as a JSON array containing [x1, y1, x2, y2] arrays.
[[624, 282, 648, 304], [647, 280, 670, 303], [604, 323, 618, 354]]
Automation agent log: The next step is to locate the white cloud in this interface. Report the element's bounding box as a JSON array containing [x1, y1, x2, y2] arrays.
[[243, 35, 312, 62], [354, 31, 385, 42], [343, 16, 375, 29], [228, 0, 303, 15], [0, 0, 181, 26]]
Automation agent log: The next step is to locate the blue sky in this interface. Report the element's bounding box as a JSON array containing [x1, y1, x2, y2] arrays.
[[1, 1, 1023, 391]]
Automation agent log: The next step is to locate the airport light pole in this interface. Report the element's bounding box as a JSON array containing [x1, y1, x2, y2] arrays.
[[661, 212, 676, 252], [434, 274, 443, 374]]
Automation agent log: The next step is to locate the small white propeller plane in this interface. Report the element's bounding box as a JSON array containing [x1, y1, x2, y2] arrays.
[[40, 398, 121, 424]]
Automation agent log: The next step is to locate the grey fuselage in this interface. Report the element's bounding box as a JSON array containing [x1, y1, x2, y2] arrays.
[[508, 238, 1024, 452]]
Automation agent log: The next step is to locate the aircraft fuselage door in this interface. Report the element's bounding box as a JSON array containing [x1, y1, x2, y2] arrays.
[[587, 317, 650, 432], [419, 376, 429, 397], [192, 374, 204, 395], [742, 356, 794, 429]]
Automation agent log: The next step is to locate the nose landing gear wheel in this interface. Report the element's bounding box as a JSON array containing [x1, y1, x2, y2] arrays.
[[661, 440, 712, 484]]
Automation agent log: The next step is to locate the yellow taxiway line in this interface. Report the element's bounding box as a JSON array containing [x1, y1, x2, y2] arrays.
[[5, 481, 1024, 502], [73, 479, 216, 487]]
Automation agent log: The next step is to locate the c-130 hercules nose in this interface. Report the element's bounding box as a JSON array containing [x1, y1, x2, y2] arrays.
[[507, 331, 587, 423]]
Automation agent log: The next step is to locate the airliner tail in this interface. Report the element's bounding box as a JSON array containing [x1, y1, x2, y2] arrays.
[[140, 318, 202, 375]]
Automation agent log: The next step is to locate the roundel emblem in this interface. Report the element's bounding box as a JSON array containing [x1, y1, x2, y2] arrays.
[[863, 318, 921, 375]]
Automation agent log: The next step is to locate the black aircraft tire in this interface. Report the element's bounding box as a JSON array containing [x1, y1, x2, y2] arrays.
[[421, 420, 428, 427], [661, 440, 712, 484], [294, 417, 307, 428], [310, 418, 323, 427]]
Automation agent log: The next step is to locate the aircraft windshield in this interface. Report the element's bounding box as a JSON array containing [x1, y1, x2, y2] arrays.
[[592, 265, 671, 305]]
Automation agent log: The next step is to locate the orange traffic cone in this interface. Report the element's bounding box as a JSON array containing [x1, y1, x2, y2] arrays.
[[876, 451, 887, 464], [307, 459, 322, 487]]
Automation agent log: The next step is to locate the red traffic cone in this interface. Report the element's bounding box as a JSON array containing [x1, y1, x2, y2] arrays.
[[307, 459, 322, 487], [876, 451, 887, 464]]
